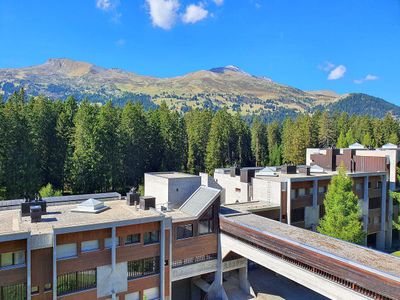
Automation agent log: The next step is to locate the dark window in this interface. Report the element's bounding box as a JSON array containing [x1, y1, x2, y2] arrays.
[[235, 188, 241, 192], [291, 208, 305, 223], [0, 283, 26, 300], [127, 257, 160, 279], [144, 231, 159, 245], [369, 197, 381, 209], [125, 234, 140, 245], [44, 283, 52, 292], [176, 224, 193, 240], [319, 204, 325, 218], [57, 269, 96, 295], [31, 286, 39, 295], [199, 220, 214, 235]]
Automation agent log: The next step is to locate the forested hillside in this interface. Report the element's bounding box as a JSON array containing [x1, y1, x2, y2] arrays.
[[0, 89, 399, 200]]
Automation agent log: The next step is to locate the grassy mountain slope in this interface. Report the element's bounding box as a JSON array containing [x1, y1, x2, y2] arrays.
[[0, 58, 397, 119]]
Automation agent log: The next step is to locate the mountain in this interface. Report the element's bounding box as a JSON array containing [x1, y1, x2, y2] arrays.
[[0, 58, 398, 120]]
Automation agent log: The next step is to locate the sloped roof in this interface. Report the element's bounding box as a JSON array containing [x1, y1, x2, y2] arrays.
[[179, 186, 220, 218], [256, 167, 278, 177]]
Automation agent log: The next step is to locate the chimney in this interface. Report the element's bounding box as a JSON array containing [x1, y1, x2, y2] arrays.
[[126, 189, 140, 206], [139, 196, 156, 210], [30, 205, 42, 223]]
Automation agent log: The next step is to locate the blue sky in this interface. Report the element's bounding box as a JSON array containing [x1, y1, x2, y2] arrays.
[[0, 0, 399, 104]]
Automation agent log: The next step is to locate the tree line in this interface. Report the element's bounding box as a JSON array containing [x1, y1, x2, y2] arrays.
[[0, 89, 399, 200]]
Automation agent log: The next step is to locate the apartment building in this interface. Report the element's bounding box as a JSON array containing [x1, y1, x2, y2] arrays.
[[216, 164, 390, 250], [0, 172, 248, 300]]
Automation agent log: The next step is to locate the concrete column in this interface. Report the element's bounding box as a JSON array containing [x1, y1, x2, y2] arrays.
[[111, 226, 116, 300], [363, 176, 369, 246], [386, 181, 395, 249], [238, 265, 253, 296], [27, 235, 31, 300], [312, 179, 318, 208], [287, 179, 292, 225], [377, 175, 387, 250], [53, 233, 57, 300], [160, 219, 165, 300]]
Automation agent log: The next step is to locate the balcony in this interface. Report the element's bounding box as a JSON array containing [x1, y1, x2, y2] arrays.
[[291, 194, 313, 209], [368, 188, 382, 199], [368, 208, 381, 234]]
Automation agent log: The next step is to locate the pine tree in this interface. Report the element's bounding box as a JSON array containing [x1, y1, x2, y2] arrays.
[[120, 102, 149, 188], [205, 109, 233, 173], [96, 101, 121, 191], [251, 117, 267, 166], [390, 168, 400, 231], [388, 132, 399, 145], [0, 97, 6, 199], [267, 121, 281, 165], [362, 132, 373, 148], [70, 101, 102, 194], [318, 111, 335, 147], [317, 165, 365, 244], [345, 128, 356, 146], [232, 112, 252, 167], [336, 131, 347, 148], [185, 109, 213, 173]]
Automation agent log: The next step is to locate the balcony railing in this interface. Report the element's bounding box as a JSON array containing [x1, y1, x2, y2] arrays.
[[172, 253, 217, 268]]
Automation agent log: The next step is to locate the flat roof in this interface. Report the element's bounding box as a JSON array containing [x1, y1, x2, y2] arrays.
[[223, 201, 280, 212], [255, 170, 386, 182], [0, 200, 162, 238], [146, 172, 200, 179], [223, 213, 400, 279]]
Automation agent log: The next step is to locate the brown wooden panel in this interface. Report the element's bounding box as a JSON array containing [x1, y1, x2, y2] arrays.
[[31, 248, 52, 287], [220, 217, 400, 300], [117, 244, 160, 263], [0, 239, 26, 254], [0, 266, 26, 286], [57, 249, 111, 275], [291, 195, 313, 209], [292, 181, 313, 188], [127, 274, 159, 293], [116, 222, 160, 237], [173, 234, 217, 261], [57, 228, 111, 245]]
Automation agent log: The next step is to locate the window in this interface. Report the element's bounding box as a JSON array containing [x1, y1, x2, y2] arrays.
[[56, 243, 77, 260], [291, 208, 305, 223], [104, 237, 120, 249], [57, 269, 96, 295], [298, 188, 306, 197], [0, 283, 26, 300], [318, 186, 327, 193], [199, 220, 214, 235], [356, 183, 363, 191], [125, 234, 140, 245], [369, 197, 381, 209], [308, 187, 314, 195], [127, 257, 160, 279], [81, 240, 99, 252], [44, 283, 52, 292], [31, 286, 39, 295], [125, 292, 140, 300], [0, 250, 25, 268], [143, 287, 159, 300], [176, 224, 193, 240], [290, 189, 296, 200], [235, 188, 241, 192], [144, 231, 159, 245]]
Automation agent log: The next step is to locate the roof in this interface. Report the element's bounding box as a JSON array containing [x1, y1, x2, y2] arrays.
[[382, 143, 398, 149], [146, 172, 200, 179], [223, 213, 400, 279], [179, 186, 220, 218], [222, 201, 280, 213], [349, 142, 365, 149]]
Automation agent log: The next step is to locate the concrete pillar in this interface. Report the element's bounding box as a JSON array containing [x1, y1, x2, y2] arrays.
[[238, 265, 254, 296], [160, 219, 166, 300], [27, 235, 31, 300], [207, 231, 228, 300], [377, 175, 387, 250], [111, 226, 116, 300], [287, 179, 292, 225], [363, 176, 369, 246], [53, 233, 57, 300], [386, 181, 395, 249]]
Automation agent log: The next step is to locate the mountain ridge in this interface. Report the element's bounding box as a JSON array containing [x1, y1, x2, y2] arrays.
[[0, 58, 398, 120]]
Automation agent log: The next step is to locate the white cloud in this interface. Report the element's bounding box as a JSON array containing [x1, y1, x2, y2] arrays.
[[328, 65, 346, 80], [96, 0, 113, 11], [354, 74, 379, 84], [213, 0, 224, 5], [318, 61, 335, 72], [182, 4, 209, 24], [146, 0, 180, 30]]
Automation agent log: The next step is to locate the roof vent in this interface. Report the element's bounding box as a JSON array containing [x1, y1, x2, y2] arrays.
[[349, 142, 365, 149], [382, 143, 398, 149], [30, 205, 42, 223], [71, 198, 109, 214]]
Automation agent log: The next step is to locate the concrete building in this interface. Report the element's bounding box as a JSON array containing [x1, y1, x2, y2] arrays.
[[216, 164, 390, 250], [0, 174, 248, 300]]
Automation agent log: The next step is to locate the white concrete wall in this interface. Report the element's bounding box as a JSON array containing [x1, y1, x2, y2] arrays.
[[144, 173, 201, 209], [214, 173, 249, 204], [97, 262, 128, 298], [252, 178, 281, 205], [144, 174, 169, 207], [168, 177, 201, 208]]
